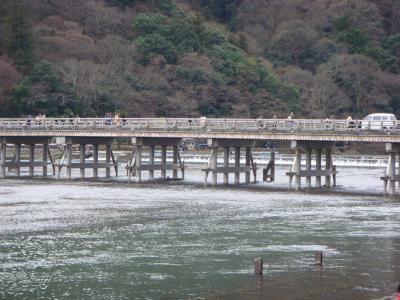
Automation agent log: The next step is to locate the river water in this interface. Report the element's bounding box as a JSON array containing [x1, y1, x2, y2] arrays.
[[1, 164, 400, 300]]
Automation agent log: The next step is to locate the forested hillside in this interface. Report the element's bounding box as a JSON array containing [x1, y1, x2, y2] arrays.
[[0, 0, 399, 118]]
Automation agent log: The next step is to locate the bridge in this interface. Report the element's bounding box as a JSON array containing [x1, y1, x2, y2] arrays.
[[0, 117, 399, 195]]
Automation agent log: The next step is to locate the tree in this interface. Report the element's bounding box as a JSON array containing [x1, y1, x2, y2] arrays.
[[266, 21, 318, 67], [4, 1, 35, 73]]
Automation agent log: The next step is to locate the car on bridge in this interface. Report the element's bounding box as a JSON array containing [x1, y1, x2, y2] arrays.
[[361, 113, 397, 130]]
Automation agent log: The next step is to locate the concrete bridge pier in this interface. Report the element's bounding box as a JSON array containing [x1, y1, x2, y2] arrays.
[[382, 143, 400, 196], [130, 137, 183, 183], [287, 141, 336, 191], [203, 139, 257, 187]]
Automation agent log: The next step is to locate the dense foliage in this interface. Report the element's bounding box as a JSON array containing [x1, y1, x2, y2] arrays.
[[0, 0, 399, 118]]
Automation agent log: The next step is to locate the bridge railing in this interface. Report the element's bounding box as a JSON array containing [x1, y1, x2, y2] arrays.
[[0, 118, 398, 133]]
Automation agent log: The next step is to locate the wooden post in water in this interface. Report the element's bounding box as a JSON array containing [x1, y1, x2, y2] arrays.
[[161, 145, 167, 180], [136, 145, 142, 183], [43, 143, 48, 177], [149, 145, 155, 180], [315, 251, 323, 266], [29, 144, 35, 177], [0, 141, 6, 178], [211, 147, 218, 186], [223, 146, 229, 185], [66, 143, 72, 179], [245, 147, 251, 184], [389, 151, 396, 195], [325, 148, 331, 188], [254, 257, 263, 275], [295, 149, 301, 191], [106, 144, 111, 178], [15, 144, 21, 177], [93, 144, 98, 179], [235, 147, 240, 184], [80, 144, 85, 179], [398, 152, 400, 191], [306, 149, 312, 190], [316, 149, 322, 188], [173, 145, 178, 180]]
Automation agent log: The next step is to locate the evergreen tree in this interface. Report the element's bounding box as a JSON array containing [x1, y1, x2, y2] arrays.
[[4, 1, 35, 73]]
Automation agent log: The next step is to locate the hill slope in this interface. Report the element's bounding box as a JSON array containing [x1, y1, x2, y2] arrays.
[[0, 0, 399, 118]]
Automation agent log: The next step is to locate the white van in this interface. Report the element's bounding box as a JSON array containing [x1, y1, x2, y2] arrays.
[[361, 113, 397, 130]]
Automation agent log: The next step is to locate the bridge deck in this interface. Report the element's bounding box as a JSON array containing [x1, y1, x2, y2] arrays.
[[0, 118, 399, 143]]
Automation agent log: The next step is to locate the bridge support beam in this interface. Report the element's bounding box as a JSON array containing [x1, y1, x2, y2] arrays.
[[15, 144, 21, 177], [223, 146, 229, 184], [55, 137, 116, 180], [203, 139, 257, 186], [80, 144, 85, 179], [130, 137, 183, 183], [93, 144, 99, 179], [43, 143, 48, 177], [29, 144, 35, 177], [263, 151, 275, 182], [287, 141, 336, 191], [0, 139, 5, 178], [382, 143, 400, 196], [0, 137, 52, 178]]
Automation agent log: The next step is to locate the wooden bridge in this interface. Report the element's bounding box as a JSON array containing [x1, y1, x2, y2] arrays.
[[0, 117, 399, 195]]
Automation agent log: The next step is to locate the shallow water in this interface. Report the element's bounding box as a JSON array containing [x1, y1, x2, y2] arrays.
[[0, 165, 400, 300]]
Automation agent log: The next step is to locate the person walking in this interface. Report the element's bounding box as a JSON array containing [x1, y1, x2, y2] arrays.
[[114, 112, 121, 126]]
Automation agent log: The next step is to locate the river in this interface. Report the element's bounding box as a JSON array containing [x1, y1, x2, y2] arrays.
[[0, 163, 399, 300]]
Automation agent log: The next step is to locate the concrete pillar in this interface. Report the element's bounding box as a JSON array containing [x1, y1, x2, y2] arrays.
[[212, 147, 218, 186], [389, 152, 396, 195], [235, 147, 240, 184], [149, 145, 155, 180], [245, 147, 251, 184], [173, 145, 178, 180], [295, 149, 301, 191], [15, 144, 21, 177], [29, 144, 35, 177], [0, 142, 6, 178], [316, 149, 322, 188], [80, 144, 85, 179], [66, 143, 72, 179], [223, 146, 229, 184], [93, 144, 98, 179], [325, 148, 331, 188], [106, 144, 111, 178], [43, 144, 48, 177], [136, 145, 142, 183], [306, 149, 312, 190], [161, 145, 167, 180]]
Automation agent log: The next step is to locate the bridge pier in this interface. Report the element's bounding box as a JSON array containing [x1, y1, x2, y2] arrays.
[[0, 139, 5, 178], [15, 143, 21, 177], [263, 151, 275, 182], [203, 139, 257, 186], [56, 137, 116, 180], [0, 137, 52, 178], [382, 143, 400, 196], [129, 137, 184, 183], [287, 141, 336, 191]]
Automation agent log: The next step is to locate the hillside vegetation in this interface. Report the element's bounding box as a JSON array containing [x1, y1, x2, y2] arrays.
[[0, 0, 399, 118]]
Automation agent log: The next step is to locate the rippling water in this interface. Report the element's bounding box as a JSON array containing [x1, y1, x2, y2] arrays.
[[0, 165, 400, 300]]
